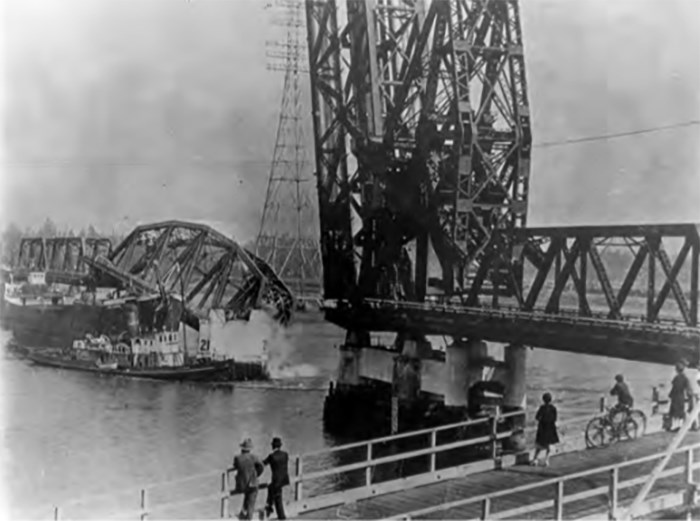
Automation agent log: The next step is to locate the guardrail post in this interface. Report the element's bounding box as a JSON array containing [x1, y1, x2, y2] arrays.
[[53, 507, 59, 521], [686, 447, 694, 484], [220, 472, 230, 518], [685, 483, 697, 521], [608, 467, 619, 520], [294, 456, 303, 501], [391, 396, 399, 434], [491, 408, 500, 461], [553, 480, 564, 520], [140, 489, 148, 521], [366, 443, 373, 487], [429, 430, 437, 472], [481, 497, 491, 520]]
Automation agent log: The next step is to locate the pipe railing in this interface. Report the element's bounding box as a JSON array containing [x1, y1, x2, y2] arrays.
[[324, 298, 700, 333], [380, 441, 700, 521], [42, 406, 607, 519]]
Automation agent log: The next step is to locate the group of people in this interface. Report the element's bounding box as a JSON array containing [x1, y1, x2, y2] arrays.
[[232, 437, 290, 520], [530, 363, 697, 467], [230, 364, 698, 516]]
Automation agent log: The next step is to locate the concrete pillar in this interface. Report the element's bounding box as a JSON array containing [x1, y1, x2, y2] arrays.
[[397, 334, 431, 358], [503, 344, 527, 409], [445, 342, 469, 406], [393, 356, 421, 401], [337, 346, 362, 386], [444, 339, 489, 407], [335, 331, 370, 386]]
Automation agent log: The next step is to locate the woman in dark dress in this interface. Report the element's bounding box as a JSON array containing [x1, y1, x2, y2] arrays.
[[531, 392, 559, 467]]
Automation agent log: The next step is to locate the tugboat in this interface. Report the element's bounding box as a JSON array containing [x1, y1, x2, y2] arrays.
[[19, 330, 237, 382]]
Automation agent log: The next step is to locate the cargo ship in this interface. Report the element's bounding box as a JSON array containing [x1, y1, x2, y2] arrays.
[[2, 272, 271, 381], [0, 270, 111, 347]]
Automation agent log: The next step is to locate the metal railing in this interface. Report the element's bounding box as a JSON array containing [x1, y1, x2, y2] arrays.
[[44, 407, 599, 519], [323, 298, 700, 334], [380, 441, 700, 520]]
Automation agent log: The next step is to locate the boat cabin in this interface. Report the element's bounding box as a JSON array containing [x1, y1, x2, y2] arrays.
[[2, 271, 67, 306], [72, 330, 185, 369]]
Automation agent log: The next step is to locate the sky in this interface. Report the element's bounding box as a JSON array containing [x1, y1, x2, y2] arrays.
[[1, 0, 699, 242]]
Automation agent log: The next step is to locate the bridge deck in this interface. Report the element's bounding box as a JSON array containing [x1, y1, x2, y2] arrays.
[[325, 300, 700, 367], [296, 430, 700, 520]]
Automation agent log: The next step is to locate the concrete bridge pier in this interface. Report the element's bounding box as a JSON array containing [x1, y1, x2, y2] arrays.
[[502, 344, 528, 410], [322, 333, 529, 438]]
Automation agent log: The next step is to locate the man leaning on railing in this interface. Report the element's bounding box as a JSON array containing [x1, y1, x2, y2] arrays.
[[233, 438, 264, 520]]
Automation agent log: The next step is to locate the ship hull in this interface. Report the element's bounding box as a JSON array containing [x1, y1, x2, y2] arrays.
[[0, 299, 108, 348], [20, 347, 239, 382]]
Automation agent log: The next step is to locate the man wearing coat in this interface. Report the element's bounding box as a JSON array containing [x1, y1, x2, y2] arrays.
[[233, 438, 264, 520], [263, 437, 290, 520]]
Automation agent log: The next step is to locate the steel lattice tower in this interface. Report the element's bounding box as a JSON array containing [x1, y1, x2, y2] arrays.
[[305, 0, 531, 304], [256, 0, 322, 299]]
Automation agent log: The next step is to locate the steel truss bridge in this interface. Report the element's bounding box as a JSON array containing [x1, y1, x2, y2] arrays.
[[8, 221, 295, 327], [10, 237, 112, 285], [305, 0, 699, 366], [325, 224, 700, 366]]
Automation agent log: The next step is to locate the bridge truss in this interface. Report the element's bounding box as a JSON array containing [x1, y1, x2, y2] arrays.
[[326, 224, 700, 365], [306, 0, 531, 303], [8, 222, 295, 327], [306, 0, 700, 367], [87, 221, 295, 325], [11, 237, 112, 284]]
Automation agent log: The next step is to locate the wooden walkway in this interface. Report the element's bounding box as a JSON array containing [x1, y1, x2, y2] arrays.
[[295, 430, 700, 520]]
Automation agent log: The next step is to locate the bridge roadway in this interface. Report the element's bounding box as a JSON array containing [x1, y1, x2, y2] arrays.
[[324, 299, 700, 367], [293, 429, 700, 520]]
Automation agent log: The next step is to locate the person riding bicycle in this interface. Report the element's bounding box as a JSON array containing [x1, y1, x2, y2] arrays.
[[610, 374, 634, 416]]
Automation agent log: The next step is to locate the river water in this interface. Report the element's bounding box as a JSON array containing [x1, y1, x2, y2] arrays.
[[0, 312, 679, 519]]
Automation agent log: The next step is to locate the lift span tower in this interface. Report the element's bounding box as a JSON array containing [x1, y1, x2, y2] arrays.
[[304, 0, 700, 435]]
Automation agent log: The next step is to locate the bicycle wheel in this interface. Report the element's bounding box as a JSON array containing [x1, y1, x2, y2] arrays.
[[621, 417, 640, 441], [585, 417, 614, 448], [629, 409, 647, 435]]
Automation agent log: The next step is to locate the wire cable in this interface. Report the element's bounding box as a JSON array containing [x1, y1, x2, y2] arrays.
[[534, 119, 700, 149], [4, 120, 700, 167]]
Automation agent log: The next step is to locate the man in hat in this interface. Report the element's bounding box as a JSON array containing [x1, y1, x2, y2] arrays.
[[233, 438, 264, 520], [263, 437, 290, 520]]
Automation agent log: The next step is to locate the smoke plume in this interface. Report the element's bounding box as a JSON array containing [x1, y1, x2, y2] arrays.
[[246, 311, 319, 380]]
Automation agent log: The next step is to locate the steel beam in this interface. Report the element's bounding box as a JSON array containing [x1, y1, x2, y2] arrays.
[[306, 0, 531, 305], [90, 220, 294, 326]]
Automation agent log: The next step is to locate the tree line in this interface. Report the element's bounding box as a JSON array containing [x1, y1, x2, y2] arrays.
[[0, 218, 125, 266]]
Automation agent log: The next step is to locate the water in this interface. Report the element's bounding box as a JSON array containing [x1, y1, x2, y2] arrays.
[[0, 313, 679, 519]]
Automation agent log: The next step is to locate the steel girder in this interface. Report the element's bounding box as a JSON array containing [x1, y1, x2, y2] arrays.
[[88, 221, 295, 325], [12, 237, 112, 284], [510, 224, 700, 327], [306, 0, 531, 303], [324, 224, 700, 366]]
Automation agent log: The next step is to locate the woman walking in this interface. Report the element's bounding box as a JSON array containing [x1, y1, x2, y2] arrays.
[[532, 393, 559, 467]]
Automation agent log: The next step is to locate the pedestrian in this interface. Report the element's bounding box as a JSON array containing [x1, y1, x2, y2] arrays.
[[669, 361, 694, 430], [531, 392, 559, 467], [263, 437, 290, 520], [233, 438, 264, 520]]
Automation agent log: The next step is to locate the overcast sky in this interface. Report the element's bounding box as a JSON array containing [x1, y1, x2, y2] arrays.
[[2, 0, 699, 241]]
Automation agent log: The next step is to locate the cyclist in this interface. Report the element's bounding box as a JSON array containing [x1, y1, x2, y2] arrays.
[[610, 374, 634, 416]]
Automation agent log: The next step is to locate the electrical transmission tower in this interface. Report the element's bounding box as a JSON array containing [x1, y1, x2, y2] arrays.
[[256, 0, 322, 300]]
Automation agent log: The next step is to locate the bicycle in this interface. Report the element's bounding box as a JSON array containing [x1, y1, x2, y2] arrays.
[[585, 406, 647, 449]]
